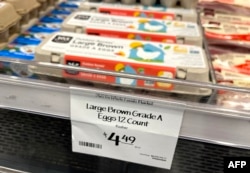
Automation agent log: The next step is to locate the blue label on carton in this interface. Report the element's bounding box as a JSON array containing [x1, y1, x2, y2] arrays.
[[0, 44, 35, 60], [40, 14, 68, 23], [58, 2, 80, 8], [13, 32, 51, 45], [28, 22, 61, 33], [51, 7, 76, 15]]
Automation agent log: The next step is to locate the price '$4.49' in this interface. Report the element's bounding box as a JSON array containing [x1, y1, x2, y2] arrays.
[[104, 132, 136, 146]]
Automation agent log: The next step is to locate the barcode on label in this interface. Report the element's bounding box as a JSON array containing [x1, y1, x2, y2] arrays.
[[79, 141, 102, 149]]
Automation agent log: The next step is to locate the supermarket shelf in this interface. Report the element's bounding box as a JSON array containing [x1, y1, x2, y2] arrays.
[[0, 64, 250, 150]]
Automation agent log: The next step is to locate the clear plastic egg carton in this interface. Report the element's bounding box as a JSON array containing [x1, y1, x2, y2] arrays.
[[3, 0, 40, 25], [0, 2, 21, 49]]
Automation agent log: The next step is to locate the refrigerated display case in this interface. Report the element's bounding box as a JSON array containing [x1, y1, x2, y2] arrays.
[[0, 0, 249, 172], [0, 60, 249, 172]]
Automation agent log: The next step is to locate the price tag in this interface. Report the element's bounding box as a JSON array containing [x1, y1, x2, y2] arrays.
[[70, 88, 184, 169]]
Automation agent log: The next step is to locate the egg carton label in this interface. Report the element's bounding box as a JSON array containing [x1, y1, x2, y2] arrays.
[[42, 32, 206, 68], [58, 1, 81, 8], [40, 14, 68, 23], [0, 44, 35, 60], [51, 7, 77, 15], [13, 32, 51, 45], [40, 32, 206, 89], [98, 5, 175, 20], [28, 22, 61, 33], [64, 12, 200, 44], [93, 3, 195, 20]]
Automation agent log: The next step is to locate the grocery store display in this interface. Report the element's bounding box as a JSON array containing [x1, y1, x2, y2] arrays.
[[198, 0, 250, 109], [33, 31, 211, 95], [0, 2, 21, 49], [78, 2, 197, 22], [61, 11, 202, 46], [0, 0, 60, 78], [0, 0, 213, 98]]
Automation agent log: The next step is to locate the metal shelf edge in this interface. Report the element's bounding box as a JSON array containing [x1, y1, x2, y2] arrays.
[[0, 74, 249, 149]]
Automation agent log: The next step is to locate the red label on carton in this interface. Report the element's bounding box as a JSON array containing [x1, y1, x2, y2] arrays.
[[63, 55, 176, 90], [98, 7, 175, 20], [86, 28, 177, 44]]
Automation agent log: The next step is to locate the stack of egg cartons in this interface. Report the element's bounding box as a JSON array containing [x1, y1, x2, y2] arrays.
[[32, 0, 213, 98], [0, 0, 212, 99], [198, 0, 250, 110], [0, 0, 65, 78]]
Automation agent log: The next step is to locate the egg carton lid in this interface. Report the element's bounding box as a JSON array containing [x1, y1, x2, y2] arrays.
[[34, 31, 212, 96], [4, 0, 40, 15], [0, 2, 21, 33]]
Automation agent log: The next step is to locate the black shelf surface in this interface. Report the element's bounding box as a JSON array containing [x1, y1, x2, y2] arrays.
[[0, 108, 249, 173]]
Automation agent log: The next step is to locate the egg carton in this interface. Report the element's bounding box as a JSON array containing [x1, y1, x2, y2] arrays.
[[37, 0, 58, 12], [161, 0, 198, 9], [3, 0, 40, 25], [87, 0, 198, 8], [79, 1, 197, 22], [0, 2, 21, 49], [61, 11, 202, 46], [32, 31, 211, 96]]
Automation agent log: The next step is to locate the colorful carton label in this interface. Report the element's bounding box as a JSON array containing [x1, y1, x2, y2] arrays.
[[65, 12, 200, 44], [0, 44, 35, 60], [96, 4, 195, 20], [58, 1, 81, 8], [28, 22, 61, 33], [13, 32, 51, 45], [40, 32, 206, 89], [40, 14, 68, 23], [51, 7, 77, 15], [99, 5, 174, 20], [64, 55, 176, 89]]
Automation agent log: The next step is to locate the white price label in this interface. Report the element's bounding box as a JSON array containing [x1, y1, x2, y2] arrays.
[[70, 88, 184, 169]]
